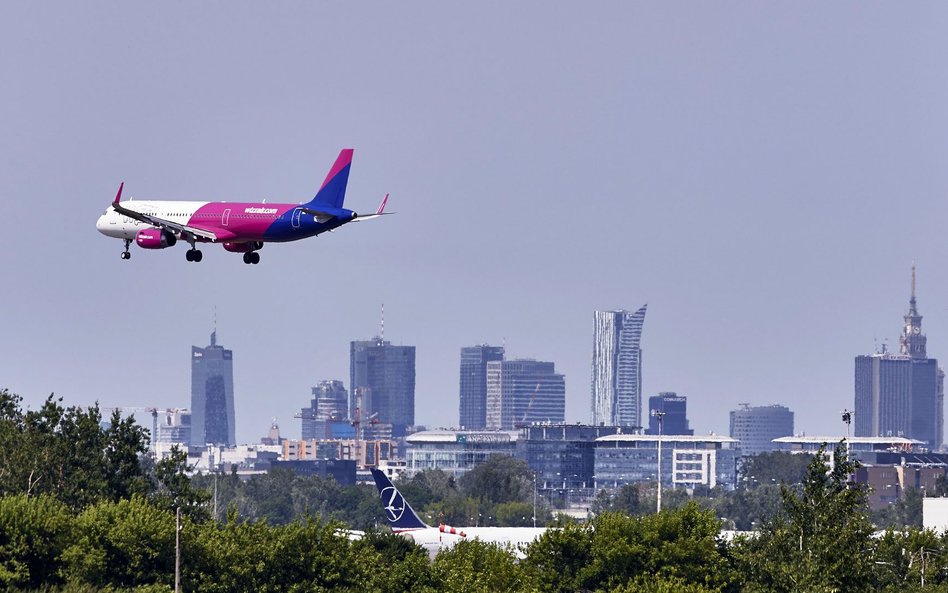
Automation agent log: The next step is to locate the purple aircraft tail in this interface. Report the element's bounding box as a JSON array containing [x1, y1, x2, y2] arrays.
[[307, 149, 353, 209]]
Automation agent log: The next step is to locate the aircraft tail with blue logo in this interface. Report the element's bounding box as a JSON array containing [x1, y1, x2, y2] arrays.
[[370, 469, 430, 531]]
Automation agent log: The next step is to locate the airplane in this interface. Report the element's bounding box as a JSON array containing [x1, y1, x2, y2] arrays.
[[370, 468, 549, 559], [95, 149, 388, 264]]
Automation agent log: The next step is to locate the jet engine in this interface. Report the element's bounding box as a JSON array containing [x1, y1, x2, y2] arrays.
[[135, 229, 177, 249], [223, 241, 264, 253]]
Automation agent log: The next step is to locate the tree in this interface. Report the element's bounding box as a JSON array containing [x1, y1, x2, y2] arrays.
[[152, 445, 210, 521], [0, 494, 75, 589], [430, 539, 534, 593], [61, 496, 176, 590], [459, 455, 534, 505], [734, 442, 875, 593], [103, 409, 151, 501], [738, 452, 811, 489], [872, 487, 924, 530]]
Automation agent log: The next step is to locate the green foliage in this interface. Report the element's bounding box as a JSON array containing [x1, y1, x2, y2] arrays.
[[710, 484, 783, 531], [186, 516, 368, 593], [431, 539, 534, 593], [524, 504, 732, 593], [151, 446, 210, 521], [0, 494, 74, 589], [738, 452, 812, 488], [61, 496, 175, 590], [0, 390, 152, 510], [493, 501, 539, 527], [610, 575, 722, 593], [872, 528, 946, 591], [873, 487, 924, 530], [522, 522, 593, 593], [191, 471, 385, 529], [459, 455, 534, 505], [734, 442, 874, 593]]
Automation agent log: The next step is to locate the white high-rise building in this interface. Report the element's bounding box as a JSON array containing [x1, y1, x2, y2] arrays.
[[591, 306, 647, 427]]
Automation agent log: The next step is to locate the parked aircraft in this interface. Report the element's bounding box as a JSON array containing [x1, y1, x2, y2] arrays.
[[96, 149, 388, 264], [370, 469, 548, 558]]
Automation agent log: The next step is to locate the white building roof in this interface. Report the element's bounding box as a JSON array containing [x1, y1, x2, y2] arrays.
[[596, 433, 738, 444], [405, 429, 520, 444], [772, 436, 924, 446]]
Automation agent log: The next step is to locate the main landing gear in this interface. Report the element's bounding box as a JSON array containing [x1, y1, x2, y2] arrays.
[[185, 249, 203, 263], [242, 251, 260, 265], [120, 239, 131, 260]]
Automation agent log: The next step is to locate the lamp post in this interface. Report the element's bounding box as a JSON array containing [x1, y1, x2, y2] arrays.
[[652, 409, 666, 513], [841, 409, 853, 458]]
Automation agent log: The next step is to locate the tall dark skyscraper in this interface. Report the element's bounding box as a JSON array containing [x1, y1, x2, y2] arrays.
[[591, 306, 647, 427], [350, 338, 416, 437], [645, 392, 693, 436], [855, 267, 944, 449], [486, 359, 566, 430], [190, 331, 236, 448], [459, 345, 505, 429]]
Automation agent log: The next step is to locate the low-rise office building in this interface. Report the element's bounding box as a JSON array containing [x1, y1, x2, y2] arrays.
[[404, 428, 518, 477], [595, 433, 741, 490]]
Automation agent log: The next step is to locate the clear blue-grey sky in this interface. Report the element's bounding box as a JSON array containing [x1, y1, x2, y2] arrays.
[[3, 3, 948, 443]]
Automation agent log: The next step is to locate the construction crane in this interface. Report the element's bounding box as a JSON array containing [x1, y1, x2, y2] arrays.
[[100, 407, 160, 446], [350, 388, 379, 468], [515, 383, 542, 429]]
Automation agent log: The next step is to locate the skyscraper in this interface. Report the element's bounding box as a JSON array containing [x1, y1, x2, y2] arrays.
[[350, 338, 416, 437], [591, 306, 647, 427], [190, 331, 236, 448], [300, 380, 349, 440], [645, 392, 693, 436], [459, 345, 505, 429], [729, 404, 794, 456], [486, 359, 565, 430], [854, 266, 944, 449]]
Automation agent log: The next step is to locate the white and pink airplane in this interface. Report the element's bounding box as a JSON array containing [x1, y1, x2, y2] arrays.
[[96, 149, 388, 264]]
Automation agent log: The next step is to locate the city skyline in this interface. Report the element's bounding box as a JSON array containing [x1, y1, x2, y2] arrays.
[[5, 4, 948, 445]]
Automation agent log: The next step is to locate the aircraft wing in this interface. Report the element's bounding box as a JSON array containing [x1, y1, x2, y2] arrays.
[[111, 186, 219, 242]]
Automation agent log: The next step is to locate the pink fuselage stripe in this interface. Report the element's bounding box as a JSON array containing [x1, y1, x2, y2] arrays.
[[187, 203, 296, 242]]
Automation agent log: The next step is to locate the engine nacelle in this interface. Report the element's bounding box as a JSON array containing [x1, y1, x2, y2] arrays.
[[135, 229, 177, 249], [222, 241, 263, 253]]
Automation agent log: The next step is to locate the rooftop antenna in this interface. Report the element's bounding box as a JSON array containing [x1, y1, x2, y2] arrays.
[[211, 305, 218, 347], [380, 303, 384, 344]]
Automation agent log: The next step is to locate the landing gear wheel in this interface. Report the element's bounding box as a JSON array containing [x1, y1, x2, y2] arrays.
[[243, 252, 252, 264], [250, 252, 260, 265], [186, 249, 203, 262], [186, 250, 194, 262], [121, 239, 132, 260], [194, 250, 203, 262]]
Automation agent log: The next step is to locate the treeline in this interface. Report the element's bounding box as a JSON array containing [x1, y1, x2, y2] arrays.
[[3, 387, 948, 592]]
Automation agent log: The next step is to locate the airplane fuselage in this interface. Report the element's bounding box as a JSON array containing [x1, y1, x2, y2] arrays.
[[395, 526, 549, 559], [96, 200, 352, 244]]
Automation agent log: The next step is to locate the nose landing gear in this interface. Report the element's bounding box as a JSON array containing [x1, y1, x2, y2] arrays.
[[121, 239, 131, 260]]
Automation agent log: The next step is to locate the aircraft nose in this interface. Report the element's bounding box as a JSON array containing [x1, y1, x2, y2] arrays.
[[95, 214, 109, 233]]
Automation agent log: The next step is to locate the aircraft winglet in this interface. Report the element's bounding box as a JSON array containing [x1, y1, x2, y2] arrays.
[[113, 182, 124, 205], [376, 193, 389, 215]]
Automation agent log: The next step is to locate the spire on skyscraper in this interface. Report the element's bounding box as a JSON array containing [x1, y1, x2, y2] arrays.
[[900, 263, 926, 359]]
